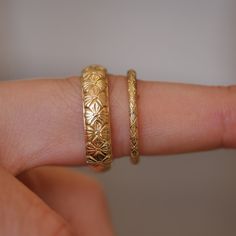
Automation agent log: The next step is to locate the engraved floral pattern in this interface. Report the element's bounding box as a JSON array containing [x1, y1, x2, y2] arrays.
[[81, 65, 112, 170], [85, 102, 108, 125], [86, 141, 110, 157], [86, 154, 112, 167], [84, 88, 106, 107], [87, 123, 109, 141], [82, 67, 108, 92]]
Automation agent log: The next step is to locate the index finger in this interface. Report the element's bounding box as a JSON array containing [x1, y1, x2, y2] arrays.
[[136, 80, 236, 155], [0, 76, 235, 174]]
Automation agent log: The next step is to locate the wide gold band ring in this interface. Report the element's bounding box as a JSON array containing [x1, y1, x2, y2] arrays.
[[127, 69, 140, 164], [81, 65, 112, 171]]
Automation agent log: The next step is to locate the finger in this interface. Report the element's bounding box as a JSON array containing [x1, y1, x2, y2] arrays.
[[18, 167, 115, 236], [0, 76, 235, 174], [136, 81, 236, 155], [0, 166, 73, 236]]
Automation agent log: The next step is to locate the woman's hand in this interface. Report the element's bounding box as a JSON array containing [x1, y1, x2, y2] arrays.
[[0, 75, 235, 235]]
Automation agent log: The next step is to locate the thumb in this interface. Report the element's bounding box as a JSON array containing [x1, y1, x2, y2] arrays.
[[0, 166, 72, 235]]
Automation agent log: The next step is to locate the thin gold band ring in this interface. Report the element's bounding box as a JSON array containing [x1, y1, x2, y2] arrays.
[[127, 69, 140, 164]]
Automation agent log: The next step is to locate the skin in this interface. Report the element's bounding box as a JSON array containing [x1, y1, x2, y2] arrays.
[[0, 75, 235, 235]]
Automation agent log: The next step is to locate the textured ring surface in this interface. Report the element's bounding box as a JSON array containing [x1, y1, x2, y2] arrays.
[[127, 69, 140, 164], [81, 65, 112, 171]]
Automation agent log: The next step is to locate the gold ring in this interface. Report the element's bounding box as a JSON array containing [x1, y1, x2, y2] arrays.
[[81, 65, 112, 171], [127, 69, 140, 164]]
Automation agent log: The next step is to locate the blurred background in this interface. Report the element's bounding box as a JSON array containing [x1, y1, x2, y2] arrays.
[[1, 0, 236, 235]]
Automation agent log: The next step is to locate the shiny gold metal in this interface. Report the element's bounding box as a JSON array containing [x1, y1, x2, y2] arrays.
[[81, 65, 112, 171], [127, 69, 140, 164]]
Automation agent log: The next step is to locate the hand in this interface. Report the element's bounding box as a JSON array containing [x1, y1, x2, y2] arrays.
[[0, 76, 235, 235]]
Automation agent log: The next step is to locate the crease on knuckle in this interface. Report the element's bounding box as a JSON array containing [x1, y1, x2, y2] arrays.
[[26, 197, 72, 236], [50, 220, 72, 236], [40, 207, 72, 236]]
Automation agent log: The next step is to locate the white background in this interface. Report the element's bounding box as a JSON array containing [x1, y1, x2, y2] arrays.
[[1, 0, 236, 235]]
